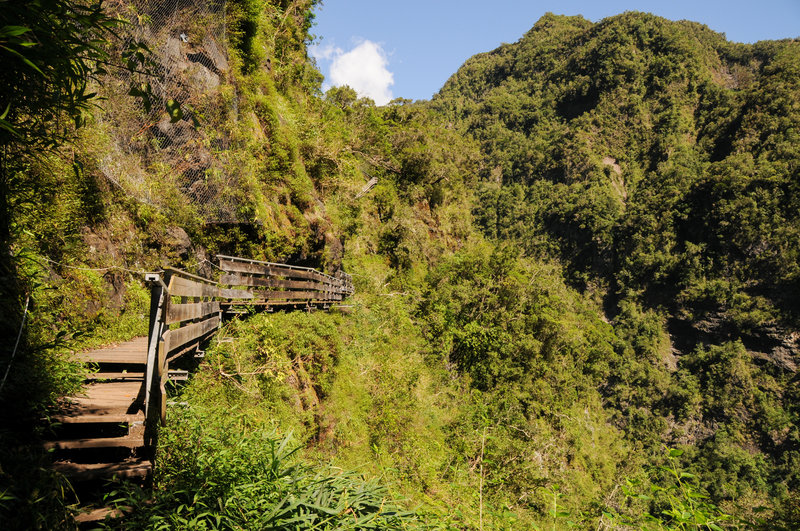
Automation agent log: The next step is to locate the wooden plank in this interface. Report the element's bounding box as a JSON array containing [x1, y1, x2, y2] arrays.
[[75, 352, 147, 364], [44, 434, 144, 450], [72, 337, 148, 364], [87, 372, 144, 381], [51, 412, 144, 424], [218, 256, 317, 275], [221, 273, 323, 291], [250, 289, 338, 301], [163, 267, 217, 285], [52, 458, 151, 481], [75, 507, 131, 524], [218, 259, 316, 281], [167, 275, 219, 298], [220, 299, 342, 307], [166, 339, 203, 363], [219, 287, 254, 299], [164, 315, 220, 353], [166, 301, 220, 324], [218, 258, 335, 285], [60, 382, 143, 416], [218, 258, 272, 275]]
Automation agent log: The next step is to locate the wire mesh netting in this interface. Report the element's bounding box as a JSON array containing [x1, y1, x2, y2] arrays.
[[98, 0, 240, 222]]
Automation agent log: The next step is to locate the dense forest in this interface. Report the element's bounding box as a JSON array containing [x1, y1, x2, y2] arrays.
[[0, 0, 798, 528]]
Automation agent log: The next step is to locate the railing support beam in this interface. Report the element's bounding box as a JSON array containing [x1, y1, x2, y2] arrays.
[[144, 272, 166, 446]]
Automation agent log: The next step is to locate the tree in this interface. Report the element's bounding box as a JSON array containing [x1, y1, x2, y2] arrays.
[[0, 0, 118, 242], [0, 0, 119, 366]]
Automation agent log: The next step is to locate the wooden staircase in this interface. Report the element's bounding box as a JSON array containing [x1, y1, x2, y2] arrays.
[[47, 337, 151, 524]]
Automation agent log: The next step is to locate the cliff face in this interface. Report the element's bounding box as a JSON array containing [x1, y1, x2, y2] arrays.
[[91, 0, 347, 267]]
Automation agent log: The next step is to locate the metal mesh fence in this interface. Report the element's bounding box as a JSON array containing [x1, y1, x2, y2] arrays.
[[98, 0, 239, 222]]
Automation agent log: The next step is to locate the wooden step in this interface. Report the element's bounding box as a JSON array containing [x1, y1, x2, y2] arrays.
[[58, 381, 143, 417], [74, 506, 131, 524], [87, 371, 144, 381], [51, 412, 145, 425], [72, 337, 148, 365], [75, 352, 147, 365], [52, 457, 151, 481], [45, 434, 144, 451]]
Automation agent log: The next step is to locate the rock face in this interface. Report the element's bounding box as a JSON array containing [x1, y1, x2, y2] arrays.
[[186, 60, 220, 91], [671, 316, 799, 372], [162, 33, 228, 94], [165, 226, 192, 260], [201, 35, 228, 73], [748, 327, 799, 372], [156, 116, 194, 146]]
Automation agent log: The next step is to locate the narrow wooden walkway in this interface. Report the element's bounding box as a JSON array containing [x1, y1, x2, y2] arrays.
[[48, 337, 150, 523], [46, 256, 354, 524]]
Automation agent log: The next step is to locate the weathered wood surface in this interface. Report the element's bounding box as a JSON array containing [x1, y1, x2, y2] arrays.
[[246, 289, 338, 301], [167, 274, 220, 298], [217, 256, 352, 308], [50, 412, 144, 424], [74, 507, 131, 524], [71, 336, 148, 364], [86, 371, 144, 381], [164, 314, 220, 354], [44, 434, 144, 450], [52, 329, 145, 518], [59, 381, 143, 417], [218, 256, 337, 285], [166, 301, 220, 324], [221, 273, 323, 291], [219, 287, 255, 299], [52, 458, 151, 481], [49, 336, 151, 524]]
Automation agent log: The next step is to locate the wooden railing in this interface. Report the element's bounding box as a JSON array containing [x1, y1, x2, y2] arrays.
[[217, 255, 354, 305], [143, 256, 353, 440]]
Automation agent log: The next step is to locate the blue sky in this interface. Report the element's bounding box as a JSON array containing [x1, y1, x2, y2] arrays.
[[309, 0, 800, 104]]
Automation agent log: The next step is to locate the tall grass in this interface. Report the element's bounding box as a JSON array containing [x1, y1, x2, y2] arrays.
[[105, 407, 419, 529]]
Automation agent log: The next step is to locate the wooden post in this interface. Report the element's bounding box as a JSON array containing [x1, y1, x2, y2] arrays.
[[144, 272, 166, 446]]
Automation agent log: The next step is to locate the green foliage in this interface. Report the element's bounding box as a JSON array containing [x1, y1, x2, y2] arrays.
[[419, 242, 640, 523], [0, 446, 76, 529], [0, 0, 119, 150], [106, 408, 417, 529], [435, 12, 800, 334], [430, 13, 800, 524], [2, 4, 798, 530], [610, 449, 737, 530]]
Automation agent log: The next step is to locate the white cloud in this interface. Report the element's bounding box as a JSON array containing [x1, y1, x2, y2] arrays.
[[314, 40, 394, 105], [309, 43, 339, 61]]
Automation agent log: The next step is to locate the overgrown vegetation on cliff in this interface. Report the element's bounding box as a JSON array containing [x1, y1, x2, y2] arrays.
[[0, 1, 797, 529], [429, 12, 800, 526]]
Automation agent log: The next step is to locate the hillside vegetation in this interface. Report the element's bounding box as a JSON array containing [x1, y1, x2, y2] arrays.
[[0, 1, 797, 529]]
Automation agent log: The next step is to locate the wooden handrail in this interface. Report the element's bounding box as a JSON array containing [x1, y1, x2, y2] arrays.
[[143, 257, 353, 441]]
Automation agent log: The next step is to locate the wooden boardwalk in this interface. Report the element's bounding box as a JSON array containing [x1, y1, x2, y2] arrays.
[[47, 256, 354, 524], [48, 337, 150, 523]]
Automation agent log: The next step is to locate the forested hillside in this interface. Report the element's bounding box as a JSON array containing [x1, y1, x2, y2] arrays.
[[430, 12, 800, 526], [0, 1, 797, 528]]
